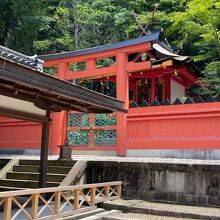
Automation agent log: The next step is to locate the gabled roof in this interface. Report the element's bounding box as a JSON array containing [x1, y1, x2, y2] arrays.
[[38, 31, 162, 61], [0, 46, 126, 122], [38, 31, 190, 64]]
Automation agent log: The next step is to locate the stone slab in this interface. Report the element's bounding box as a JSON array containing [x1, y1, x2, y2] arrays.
[[102, 199, 220, 220]]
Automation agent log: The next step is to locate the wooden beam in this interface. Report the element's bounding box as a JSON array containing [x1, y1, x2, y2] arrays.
[[126, 61, 151, 72], [44, 42, 151, 67], [0, 107, 48, 123], [65, 66, 117, 80], [59, 160, 87, 186], [65, 61, 151, 80]]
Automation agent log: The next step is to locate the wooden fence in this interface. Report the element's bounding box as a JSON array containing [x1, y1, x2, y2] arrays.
[[0, 181, 122, 220]]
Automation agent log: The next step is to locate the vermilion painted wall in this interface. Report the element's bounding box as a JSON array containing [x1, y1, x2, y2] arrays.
[[0, 116, 42, 149], [1, 102, 220, 155], [0, 114, 64, 154], [127, 102, 220, 149]]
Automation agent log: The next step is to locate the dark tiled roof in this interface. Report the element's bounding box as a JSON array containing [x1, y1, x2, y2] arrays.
[[0, 49, 125, 114], [0, 46, 44, 72], [38, 31, 162, 61]]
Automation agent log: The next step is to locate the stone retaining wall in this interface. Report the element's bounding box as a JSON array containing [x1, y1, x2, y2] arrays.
[[86, 161, 220, 207]]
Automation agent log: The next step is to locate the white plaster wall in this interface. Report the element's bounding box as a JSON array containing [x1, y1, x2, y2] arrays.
[[0, 95, 46, 116], [171, 80, 185, 102]]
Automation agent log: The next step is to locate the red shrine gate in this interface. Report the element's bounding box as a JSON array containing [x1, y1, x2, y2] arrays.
[[1, 31, 220, 157]]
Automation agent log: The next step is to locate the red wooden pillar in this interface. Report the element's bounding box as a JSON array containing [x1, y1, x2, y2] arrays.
[[151, 78, 156, 102], [116, 52, 128, 156], [87, 58, 96, 70], [50, 62, 68, 154], [165, 77, 171, 100], [87, 58, 96, 146]]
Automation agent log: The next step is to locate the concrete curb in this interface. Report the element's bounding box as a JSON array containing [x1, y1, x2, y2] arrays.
[[102, 200, 220, 220]]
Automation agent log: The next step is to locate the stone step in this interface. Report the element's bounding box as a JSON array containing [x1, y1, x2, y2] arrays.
[[13, 165, 72, 174], [102, 213, 196, 220], [0, 179, 59, 188], [60, 209, 121, 220], [80, 210, 121, 220], [6, 172, 66, 182], [59, 208, 106, 220], [19, 159, 77, 167], [13, 165, 39, 173], [102, 199, 220, 220]]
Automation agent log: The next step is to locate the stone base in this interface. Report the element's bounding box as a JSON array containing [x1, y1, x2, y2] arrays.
[[127, 149, 220, 160], [0, 149, 40, 155], [71, 150, 117, 156]]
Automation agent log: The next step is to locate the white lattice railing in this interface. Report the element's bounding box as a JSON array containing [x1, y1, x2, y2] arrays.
[[0, 181, 122, 220]]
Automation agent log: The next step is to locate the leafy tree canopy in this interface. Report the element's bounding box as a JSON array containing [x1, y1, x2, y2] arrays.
[[0, 0, 219, 95]]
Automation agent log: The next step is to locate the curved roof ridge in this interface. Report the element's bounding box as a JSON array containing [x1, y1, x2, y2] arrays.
[[38, 31, 162, 61]]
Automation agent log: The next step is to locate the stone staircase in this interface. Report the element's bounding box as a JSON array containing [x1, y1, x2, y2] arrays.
[[0, 159, 76, 191]]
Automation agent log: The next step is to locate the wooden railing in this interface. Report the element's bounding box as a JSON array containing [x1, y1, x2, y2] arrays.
[[0, 181, 122, 220]]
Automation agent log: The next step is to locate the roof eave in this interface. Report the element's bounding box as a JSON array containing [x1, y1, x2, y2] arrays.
[[0, 57, 126, 114], [38, 31, 161, 61]]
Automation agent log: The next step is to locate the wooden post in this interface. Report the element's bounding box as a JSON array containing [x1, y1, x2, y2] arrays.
[[39, 111, 50, 188], [151, 78, 156, 102], [61, 111, 68, 145], [31, 194, 39, 219], [54, 191, 61, 214], [116, 52, 128, 156], [3, 197, 12, 220], [104, 186, 110, 198], [74, 189, 80, 210], [116, 185, 122, 197], [90, 187, 96, 206]]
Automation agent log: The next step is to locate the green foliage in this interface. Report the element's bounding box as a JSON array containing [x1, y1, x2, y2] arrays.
[[198, 62, 220, 97], [1, 0, 219, 95], [69, 62, 86, 71], [0, 0, 45, 54], [43, 66, 58, 75], [96, 57, 116, 68], [167, 0, 220, 95]]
